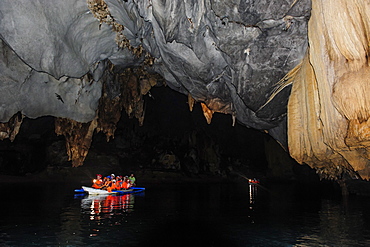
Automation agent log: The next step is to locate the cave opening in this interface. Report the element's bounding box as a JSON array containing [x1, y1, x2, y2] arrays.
[[0, 84, 280, 183]]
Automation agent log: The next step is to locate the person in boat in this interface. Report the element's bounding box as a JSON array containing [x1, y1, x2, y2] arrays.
[[116, 176, 123, 190], [92, 174, 103, 189], [101, 176, 112, 190], [121, 176, 132, 190], [107, 179, 119, 192], [129, 174, 136, 186]]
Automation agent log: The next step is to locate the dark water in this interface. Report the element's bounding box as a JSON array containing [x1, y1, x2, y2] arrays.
[[0, 181, 370, 247]]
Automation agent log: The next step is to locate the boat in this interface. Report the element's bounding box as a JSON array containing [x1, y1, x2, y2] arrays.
[[75, 186, 145, 195], [248, 178, 260, 185]]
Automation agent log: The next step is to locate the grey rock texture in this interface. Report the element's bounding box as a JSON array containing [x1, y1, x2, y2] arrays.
[[0, 0, 311, 146]]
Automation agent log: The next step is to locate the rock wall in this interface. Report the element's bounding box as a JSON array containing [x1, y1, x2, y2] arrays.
[[0, 0, 310, 167], [3, 0, 370, 181], [0, 0, 309, 130]]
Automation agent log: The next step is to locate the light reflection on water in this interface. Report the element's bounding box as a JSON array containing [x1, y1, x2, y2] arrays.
[[0, 182, 370, 246], [81, 194, 135, 222]]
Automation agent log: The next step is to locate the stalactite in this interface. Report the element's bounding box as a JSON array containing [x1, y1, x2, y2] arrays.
[[55, 117, 98, 167], [188, 94, 195, 112], [86, 0, 153, 62], [201, 103, 214, 124], [120, 69, 144, 125], [96, 82, 123, 142], [55, 65, 162, 166], [204, 98, 233, 116], [0, 112, 23, 142], [199, 98, 234, 125], [120, 68, 161, 126], [287, 0, 370, 180]]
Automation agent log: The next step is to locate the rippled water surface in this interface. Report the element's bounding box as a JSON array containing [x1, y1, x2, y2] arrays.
[[1, 181, 370, 246]]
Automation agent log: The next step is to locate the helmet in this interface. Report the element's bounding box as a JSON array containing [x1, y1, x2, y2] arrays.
[[111, 174, 115, 177], [97, 174, 102, 178]]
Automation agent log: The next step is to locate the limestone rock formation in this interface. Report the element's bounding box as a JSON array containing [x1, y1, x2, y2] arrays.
[[1, 0, 369, 180], [288, 0, 370, 180]]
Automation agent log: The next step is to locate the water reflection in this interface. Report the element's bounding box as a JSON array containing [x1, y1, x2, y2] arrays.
[[56, 192, 143, 245], [247, 183, 258, 225], [249, 183, 258, 205], [1, 183, 370, 246], [292, 197, 370, 246], [81, 194, 135, 221]]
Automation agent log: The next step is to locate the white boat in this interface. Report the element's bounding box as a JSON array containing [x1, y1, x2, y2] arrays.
[[81, 186, 118, 195], [77, 186, 145, 195]]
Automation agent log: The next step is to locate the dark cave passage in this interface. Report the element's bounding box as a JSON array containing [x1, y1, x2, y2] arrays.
[[0, 85, 292, 184]]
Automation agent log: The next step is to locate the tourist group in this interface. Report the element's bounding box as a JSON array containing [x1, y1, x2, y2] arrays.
[[92, 173, 136, 192]]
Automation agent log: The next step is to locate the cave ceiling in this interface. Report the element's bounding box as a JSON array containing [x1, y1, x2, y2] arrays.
[[1, 0, 370, 180]]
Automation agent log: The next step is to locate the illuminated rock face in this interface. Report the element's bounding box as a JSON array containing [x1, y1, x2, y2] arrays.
[[2, 0, 369, 180], [288, 0, 370, 180]]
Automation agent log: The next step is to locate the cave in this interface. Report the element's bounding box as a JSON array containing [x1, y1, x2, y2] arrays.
[[1, 0, 370, 189], [0, 0, 369, 191], [1, 1, 370, 246]]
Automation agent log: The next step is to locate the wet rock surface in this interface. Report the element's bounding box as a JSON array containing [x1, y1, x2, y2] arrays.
[[0, 0, 310, 145], [2, 1, 370, 188]]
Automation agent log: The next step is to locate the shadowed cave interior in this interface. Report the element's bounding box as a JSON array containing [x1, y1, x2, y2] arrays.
[[0, 85, 319, 187]]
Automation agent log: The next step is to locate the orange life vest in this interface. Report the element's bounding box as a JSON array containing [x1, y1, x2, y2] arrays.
[[92, 178, 103, 189]]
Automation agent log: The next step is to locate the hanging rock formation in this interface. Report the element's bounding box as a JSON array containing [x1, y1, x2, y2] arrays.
[[288, 0, 370, 180], [0, 0, 369, 180]]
